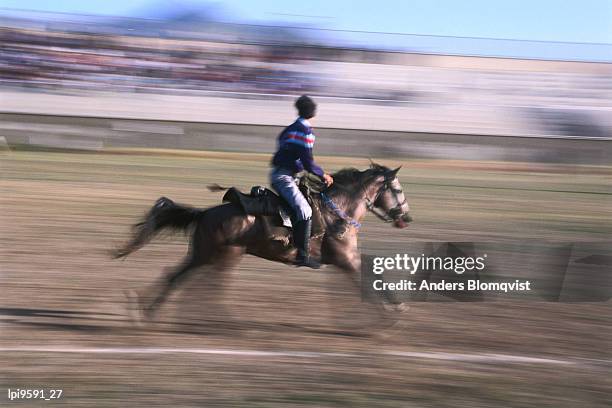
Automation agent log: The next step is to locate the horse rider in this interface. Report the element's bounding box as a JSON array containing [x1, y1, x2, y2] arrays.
[[270, 95, 334, 269]]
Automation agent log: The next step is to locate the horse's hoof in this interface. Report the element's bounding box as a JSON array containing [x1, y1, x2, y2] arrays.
[[142, 305, 158, 322], [124, 290, 144, 326], [375, 319, 409, 340], [125, 289, 157, 326], [382, 302, 410, 313]]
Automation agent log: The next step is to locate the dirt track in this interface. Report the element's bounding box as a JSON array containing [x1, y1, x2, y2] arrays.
[[1, 150, 611, 407]]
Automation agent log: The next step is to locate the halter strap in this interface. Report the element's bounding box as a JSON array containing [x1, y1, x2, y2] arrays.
[[363, 175, 406, 223]]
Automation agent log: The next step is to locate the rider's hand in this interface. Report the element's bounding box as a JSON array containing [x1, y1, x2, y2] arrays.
[[323, 173, 334, 187]]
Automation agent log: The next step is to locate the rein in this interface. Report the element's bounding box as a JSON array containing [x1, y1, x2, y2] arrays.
[[320, 192, 362, 229]]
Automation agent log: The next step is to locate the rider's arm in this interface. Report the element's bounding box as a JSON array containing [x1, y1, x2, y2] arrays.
[[296, 129, 333, 185], [298, 146, 324, 179]]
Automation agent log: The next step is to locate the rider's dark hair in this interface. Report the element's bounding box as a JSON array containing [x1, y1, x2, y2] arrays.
[[295, 95, 316, 119]]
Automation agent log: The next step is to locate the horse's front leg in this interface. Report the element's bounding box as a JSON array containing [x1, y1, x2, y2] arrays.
[[321, 231, 380, 331], [322, 230, 361, 286], [323, 231, 408, 324]]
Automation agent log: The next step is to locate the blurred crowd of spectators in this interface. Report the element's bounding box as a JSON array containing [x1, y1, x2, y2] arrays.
[[1, 25, 610, 112], [0, 27, 320, 95]]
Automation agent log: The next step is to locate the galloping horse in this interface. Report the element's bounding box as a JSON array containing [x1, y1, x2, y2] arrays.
[[114, 163, 412, 319]]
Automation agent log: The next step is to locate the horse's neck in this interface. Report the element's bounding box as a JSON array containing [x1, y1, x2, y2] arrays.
[[330, 178, 380, 222]]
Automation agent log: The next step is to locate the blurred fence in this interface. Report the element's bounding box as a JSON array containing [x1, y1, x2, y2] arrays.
[[2, 113, 610, 165]]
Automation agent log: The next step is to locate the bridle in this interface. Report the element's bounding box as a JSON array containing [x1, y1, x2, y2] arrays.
[[365, 172, 408, 223], [320, 169, 408, 229]]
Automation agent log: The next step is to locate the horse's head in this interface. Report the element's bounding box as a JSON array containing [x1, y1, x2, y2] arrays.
[[368, 164, 412, 229]]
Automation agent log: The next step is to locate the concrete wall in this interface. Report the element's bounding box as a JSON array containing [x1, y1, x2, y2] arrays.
[[2, 113, 610, 165]]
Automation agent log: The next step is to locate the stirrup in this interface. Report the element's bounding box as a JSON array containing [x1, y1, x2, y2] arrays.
[[294, 256, 321, 269]]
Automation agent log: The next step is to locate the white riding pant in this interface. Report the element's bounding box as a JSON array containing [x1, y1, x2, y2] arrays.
[[270, 167, 312, 221]]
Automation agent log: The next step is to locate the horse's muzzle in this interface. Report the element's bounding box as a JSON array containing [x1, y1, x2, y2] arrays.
[[394, 213, 413, 228]]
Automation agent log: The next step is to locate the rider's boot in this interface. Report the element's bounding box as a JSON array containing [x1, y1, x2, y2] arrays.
[[293, 219, 321, 269]]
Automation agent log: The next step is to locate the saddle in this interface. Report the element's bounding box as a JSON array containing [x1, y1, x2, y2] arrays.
[[222, 186, 293, 228], [221, 173, 327, 243]]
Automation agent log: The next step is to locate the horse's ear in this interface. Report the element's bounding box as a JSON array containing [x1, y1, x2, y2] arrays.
[[390, 166, 402, 176], [369, 158, 376, 168]]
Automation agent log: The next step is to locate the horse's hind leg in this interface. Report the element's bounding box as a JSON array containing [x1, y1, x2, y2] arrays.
[[133, 208, 249, 322], [136, 218, 215, 319], [140, 244, 244, 321], [139, 256, 205, 320], [176, 245, 244, 323]]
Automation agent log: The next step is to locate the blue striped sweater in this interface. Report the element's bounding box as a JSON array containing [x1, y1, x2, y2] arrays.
[[271, 118, 324, 178]]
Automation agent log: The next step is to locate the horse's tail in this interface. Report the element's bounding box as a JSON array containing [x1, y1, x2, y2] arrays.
[[113, 197, 202, 259]]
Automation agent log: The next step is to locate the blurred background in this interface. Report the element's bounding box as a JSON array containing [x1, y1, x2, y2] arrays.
[[1, 0, 612, 149], [1, 1, 611, 407]]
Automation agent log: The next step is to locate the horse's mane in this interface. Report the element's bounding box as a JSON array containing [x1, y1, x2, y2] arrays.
[[330, 167, 363, 186], [328, 163, 390, 196]]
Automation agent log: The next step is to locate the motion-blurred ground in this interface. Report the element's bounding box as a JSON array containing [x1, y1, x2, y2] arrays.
[[1, 145, 611, 407]]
